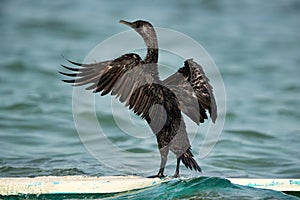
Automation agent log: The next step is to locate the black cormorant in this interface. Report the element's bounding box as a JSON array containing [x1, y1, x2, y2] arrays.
[[60, 20, 217, 178]]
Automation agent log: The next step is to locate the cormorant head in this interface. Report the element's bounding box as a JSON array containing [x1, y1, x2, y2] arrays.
[[119, 19, 157, 49], [119, 20, 153, 29]]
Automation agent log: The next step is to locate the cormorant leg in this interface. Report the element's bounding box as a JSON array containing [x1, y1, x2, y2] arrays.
[[148, 148, 169, 178], [173, 157, 181, 178], [157, 148, 169, 177]]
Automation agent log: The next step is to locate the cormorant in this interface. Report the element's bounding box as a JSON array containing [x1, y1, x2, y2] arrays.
[[60, 20, 217, 178]]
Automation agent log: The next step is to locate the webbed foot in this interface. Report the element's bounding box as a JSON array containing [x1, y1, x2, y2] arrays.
[[147, 173, 165, 178], [173, 173, 180, 178]]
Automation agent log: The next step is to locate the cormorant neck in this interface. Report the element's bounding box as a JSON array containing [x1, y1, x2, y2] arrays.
[[145, 48, 158, 64], [143, 30, 159, 80], [141, 28, 158, 64]]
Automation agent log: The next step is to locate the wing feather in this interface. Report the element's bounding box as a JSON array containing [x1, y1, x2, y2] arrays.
[[60, 53, 164, 123], [163, 59, 217, 124]]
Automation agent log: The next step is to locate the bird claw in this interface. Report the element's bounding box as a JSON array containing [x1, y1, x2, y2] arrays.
[[147, 174, 165, 178], [173, 174, 180, 178]]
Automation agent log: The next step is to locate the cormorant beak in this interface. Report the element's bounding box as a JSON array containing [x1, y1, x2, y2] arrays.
[[119, 20, 134, 28]]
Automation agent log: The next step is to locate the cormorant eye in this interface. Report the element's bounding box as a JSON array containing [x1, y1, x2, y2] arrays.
[[136, 23, 141, 28]]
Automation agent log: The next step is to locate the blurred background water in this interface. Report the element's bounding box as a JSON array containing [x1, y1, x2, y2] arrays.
[[0, 0, 299, 199]]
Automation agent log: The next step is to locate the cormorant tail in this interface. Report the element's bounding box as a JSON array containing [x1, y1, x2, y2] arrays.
[[180, 148, 202, 172]]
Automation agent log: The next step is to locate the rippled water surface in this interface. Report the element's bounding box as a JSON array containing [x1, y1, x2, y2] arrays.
[[1, 0, 299, 199]]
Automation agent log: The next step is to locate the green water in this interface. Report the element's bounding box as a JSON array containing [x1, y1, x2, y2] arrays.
[[1, 0, 300, 199]]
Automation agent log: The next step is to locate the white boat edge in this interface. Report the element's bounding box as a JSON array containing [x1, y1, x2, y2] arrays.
[[228, 178, 300, 192], [0, 175, 299, 195]]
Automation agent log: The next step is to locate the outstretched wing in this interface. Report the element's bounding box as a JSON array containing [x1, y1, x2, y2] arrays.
[[163, 59, 217, 124], [59, 53, 166, 124], [59, 58, 112, 89]]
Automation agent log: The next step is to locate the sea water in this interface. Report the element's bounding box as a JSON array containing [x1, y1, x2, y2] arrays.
[[1, 0, 299, 199]]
